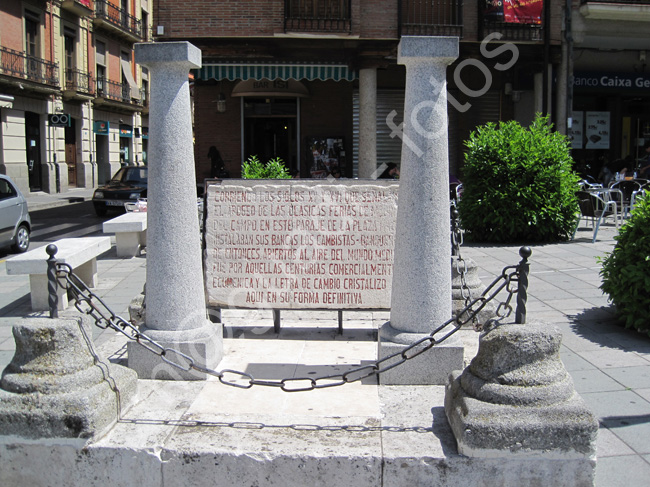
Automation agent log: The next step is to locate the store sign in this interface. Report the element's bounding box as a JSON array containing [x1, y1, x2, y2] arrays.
[[48, 113, 71, 127], [142, 127, 148, 139], [573, 73, 650, 91], [585, 112, 610, 150], [119, 124, 133, 138], [93, 120, 109, 134], [484, 0, 543, 25], [569, 112, 584, 149]]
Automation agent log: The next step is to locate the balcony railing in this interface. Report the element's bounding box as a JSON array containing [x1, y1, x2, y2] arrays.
[[96, 77, 141, 105], [399, 0, 463, 38], [65, 68, 95, 95], [0, 46, 59, 87], [480, 3, 543, 43], [95, 0, 143, 40], [284, 0, 352, 33]]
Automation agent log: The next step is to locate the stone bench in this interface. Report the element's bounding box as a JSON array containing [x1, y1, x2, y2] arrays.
[[102, 212, 147, 258], [6, 237, 112, 311]]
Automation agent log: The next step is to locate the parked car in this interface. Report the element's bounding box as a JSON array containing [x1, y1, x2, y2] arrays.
[[0, 174, 31, 253], [92, 166, 148, 216]]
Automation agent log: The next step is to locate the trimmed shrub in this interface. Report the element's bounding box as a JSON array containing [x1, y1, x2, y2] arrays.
[[242, 155, 291, 179], [458, 114, 581, 243], [599, 192, 650, 336]]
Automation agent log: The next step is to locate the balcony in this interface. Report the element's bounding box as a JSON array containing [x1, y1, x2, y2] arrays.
[[95, 77, 142, 111], [61, 0, 94, 17], [399, 0, 463, 38], [0, 45, 59, 92], [284, 0, 351, 33], [480, 3, 543, 43], [64, 69, 95, 99], [579, 0, 650, 21], [94, 0, 143, 42]]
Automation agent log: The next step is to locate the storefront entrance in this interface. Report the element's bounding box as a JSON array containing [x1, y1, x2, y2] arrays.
[[24, 111, 42, 191], [65, 118, 77, 187], [243, 97, 298, 173]]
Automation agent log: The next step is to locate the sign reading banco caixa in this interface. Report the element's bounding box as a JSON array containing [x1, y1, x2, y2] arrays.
[[573, 72, 650, 91], [204, 180, 399, 310]]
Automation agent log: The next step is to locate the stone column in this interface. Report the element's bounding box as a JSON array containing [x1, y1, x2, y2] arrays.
[[358, 67, 377, 178], [127, 42, 222, 380], [378, 37, 464, 385]]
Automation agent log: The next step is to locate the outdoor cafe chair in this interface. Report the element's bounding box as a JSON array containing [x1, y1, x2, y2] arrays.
[[630, 182, 649, 214], [610, 180, 642, 218], [573, 190, 619, 243]]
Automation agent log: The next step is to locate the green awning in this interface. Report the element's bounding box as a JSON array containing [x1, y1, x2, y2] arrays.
[[194, 64, 357, 82]]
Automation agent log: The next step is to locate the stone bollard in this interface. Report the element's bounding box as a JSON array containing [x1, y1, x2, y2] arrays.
[[126, 42, 223, 380], [378, 36, 464, 384], [0, 317, 137, 441], [445, 321, 598, 485]]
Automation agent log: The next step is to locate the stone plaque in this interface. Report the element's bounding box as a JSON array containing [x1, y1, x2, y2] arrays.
[[204, 180, 399, 309]]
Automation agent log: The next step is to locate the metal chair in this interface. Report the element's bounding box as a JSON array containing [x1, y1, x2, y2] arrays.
[[630, 182, 649, 214], [573, 190, 619, 243], [610, 180, 642, 218]]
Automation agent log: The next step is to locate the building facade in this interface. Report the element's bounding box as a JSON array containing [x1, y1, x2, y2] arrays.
[[568, 0, 650, 179], [0, 0, 152, 195], [153, 0, 566, 181]]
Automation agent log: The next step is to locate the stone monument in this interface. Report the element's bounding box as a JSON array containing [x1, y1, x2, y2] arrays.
[[126, 42, 222, 380], [378, 36, 464, 384]]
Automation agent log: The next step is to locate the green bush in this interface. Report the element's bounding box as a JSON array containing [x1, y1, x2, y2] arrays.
[[458, 114, 581, 243], [599, 192, 650, 336], [242, 155, 291, 179]]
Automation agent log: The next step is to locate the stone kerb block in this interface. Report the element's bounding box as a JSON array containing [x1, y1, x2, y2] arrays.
[[445, 321, 598, 484], [0, 317, 138, 441]]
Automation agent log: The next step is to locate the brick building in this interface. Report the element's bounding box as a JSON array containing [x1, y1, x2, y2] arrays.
[[153, 0, 566, 181], [0, 0, 152, 195]]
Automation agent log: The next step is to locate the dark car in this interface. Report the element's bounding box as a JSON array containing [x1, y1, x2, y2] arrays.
[[0, 174, 31, 253], [92, 166, 148, 216]]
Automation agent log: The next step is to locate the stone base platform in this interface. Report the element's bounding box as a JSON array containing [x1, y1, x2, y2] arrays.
[[0, 319, 593, 486]]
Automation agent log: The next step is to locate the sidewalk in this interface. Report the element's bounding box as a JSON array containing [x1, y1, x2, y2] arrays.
[[0, 218, 649, 485], [25, 187, 96, 212]]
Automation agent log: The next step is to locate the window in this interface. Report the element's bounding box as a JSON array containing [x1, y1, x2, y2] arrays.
[[24, 10, 40, 57], [96, 40, 106, 93], [64, 27, 76, 86]]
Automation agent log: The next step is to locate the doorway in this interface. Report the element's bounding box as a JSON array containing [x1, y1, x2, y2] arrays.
[[65, 118, 77, 186], [24, 111, 42, 191], [243, 98, 297, 173]]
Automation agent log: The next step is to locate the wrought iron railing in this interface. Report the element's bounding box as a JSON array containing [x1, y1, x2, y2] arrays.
[[95, 0, 143, 39], [284, 0, 352, 33], [479, 3, 543, 43], [96, 76, 141, 105], [399, 0, 464, 38], [65, 68, 95, 95], [0, 45, 59, 87]]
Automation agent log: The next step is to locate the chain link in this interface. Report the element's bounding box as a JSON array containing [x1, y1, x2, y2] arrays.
[[54, 250, 528, 392]]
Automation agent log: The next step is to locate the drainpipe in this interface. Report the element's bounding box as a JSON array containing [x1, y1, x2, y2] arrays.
[[565, 0, 574, 139]]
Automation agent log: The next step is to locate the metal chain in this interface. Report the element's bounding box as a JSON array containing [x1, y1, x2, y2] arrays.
[[450, 205, 477, 329], [53, 250, 528, 392]]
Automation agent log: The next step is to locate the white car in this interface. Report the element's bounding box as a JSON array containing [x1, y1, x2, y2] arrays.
[[0, 174, 31, 253]]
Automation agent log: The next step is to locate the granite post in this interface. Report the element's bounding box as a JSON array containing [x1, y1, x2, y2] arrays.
[[0, 317, 138, 441], [127, 42, 222, 380], [445, 321, 598, 485], [378, 37, 464, 385]]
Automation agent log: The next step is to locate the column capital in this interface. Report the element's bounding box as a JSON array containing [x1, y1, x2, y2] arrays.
[[398, 36, 459, 66], [135, 41, 202, 70]]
